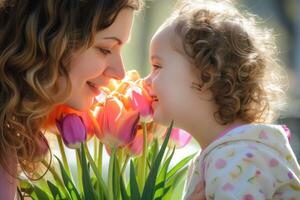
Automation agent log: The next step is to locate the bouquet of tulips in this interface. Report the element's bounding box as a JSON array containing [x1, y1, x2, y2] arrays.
[[19, 70, 195, 200]]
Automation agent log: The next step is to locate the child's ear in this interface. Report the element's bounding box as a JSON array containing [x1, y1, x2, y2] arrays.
[[197, 66, 217, 90], [191, 81, 202, 91]]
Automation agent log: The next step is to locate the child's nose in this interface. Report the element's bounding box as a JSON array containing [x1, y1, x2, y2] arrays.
[[143, 74, 152, 86], [142, 76, 153, 95]]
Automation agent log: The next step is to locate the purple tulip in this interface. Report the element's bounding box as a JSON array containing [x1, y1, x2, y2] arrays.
[[56, 114, 87, 149]]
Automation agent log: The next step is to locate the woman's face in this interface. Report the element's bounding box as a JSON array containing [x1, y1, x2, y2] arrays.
[[62, 8, 134, 111]]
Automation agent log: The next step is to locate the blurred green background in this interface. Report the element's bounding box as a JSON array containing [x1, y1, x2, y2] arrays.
[[122, 0, 300, 161]]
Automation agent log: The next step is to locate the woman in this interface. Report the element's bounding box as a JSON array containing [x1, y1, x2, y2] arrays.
[[0, 0, 142, 199]]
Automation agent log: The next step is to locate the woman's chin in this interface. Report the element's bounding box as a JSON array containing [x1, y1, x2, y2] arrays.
[[66, 98, 94, 112]]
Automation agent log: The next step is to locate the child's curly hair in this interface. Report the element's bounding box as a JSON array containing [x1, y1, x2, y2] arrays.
[[169, 0, 287, 125]]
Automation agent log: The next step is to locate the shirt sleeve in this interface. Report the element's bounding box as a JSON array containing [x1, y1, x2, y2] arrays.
[[203, 141, 294, 200]]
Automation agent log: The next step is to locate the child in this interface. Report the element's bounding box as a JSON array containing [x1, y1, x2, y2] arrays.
[[144, 0, 300, 199], [0, 0, 142, 199]]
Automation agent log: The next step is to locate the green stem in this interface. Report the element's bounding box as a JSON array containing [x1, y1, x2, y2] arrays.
[[56, 134, 72, 178], [83, 143, 111, 200], [97, 142, 104, 199], [75, 150, 83, 194], [97, 142, 103, 176], [138, 122, 148, 192], [94, 137, 98, 161], [117, 148, 124, 166], [121, 154, 130, 175], [108, 147, 116, 200]]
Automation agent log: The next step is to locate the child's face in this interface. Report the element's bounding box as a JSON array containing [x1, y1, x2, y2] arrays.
[[145, 24, 202, 126], [60, 8, 134, 111]]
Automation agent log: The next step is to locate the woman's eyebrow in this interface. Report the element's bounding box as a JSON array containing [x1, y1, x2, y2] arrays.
[[103, 36, 123, 45]]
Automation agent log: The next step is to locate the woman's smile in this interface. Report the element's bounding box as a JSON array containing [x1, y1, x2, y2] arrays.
[[87, 81, 102, 95]]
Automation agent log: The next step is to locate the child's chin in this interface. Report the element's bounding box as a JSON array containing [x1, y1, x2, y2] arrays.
[[153, 111, 172, 126]]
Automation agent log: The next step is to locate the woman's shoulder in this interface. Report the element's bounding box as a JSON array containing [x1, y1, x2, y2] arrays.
[[0, 155, 18, 200]]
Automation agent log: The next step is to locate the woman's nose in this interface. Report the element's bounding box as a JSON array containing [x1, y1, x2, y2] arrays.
[[105, 55, 126, 80]]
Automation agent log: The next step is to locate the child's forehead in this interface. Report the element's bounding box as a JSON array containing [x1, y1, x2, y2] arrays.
[[151, 22, 181, 50]]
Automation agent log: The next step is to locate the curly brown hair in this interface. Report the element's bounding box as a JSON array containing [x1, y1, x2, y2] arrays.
[[0, 0, 142, 179], [166, 0, 287, 125]]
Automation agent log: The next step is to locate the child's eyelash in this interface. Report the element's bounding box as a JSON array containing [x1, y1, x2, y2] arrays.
[[152, 65, 162, 70]]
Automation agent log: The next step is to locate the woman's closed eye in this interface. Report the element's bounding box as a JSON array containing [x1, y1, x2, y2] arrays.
[[96, 47, 112, 55]]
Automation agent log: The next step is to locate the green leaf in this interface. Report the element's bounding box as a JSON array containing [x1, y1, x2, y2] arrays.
[[79, 143, 97, 200], [19, 180, 36, 199], [154, 147, 175, 199], [34, 178, 52, 195], [83, 143, 110, 200], [130, 160, 141, 200], [55, 155, 81, 200], [166, 153, 195, 181], [41, 159, 70, 198], [164, 166, 189, 200], [47, 180, 64, 200], [141, 121, 174, 200], [33, 185, 51, 200], [120, 175, 130, 200], [154, 186, 172, 200]]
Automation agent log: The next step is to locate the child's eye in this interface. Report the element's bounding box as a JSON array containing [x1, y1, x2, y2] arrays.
[[152, 64, 162, 71], [97, 47, 112, 55]]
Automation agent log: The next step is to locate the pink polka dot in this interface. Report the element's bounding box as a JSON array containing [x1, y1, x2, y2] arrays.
[[255, 170, 261, 176], [246, 152, 254, 158], [269, 158, 279, 167], [222, 183, 234, 191], [243, 194, 254, 200], [215, 159, 227, 169], [259, 130, 269, 139]]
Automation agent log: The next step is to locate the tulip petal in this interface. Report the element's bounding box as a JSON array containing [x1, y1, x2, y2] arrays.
[[116, 110, 140, 147], [130, 90, 152, 118], [61, 114, 87, 148], [128, 131, 143, 156], [104, 97, 124, 125], [125, 70, 140, 82], [168, 128, 192, 148], [80, 111, 97, 140], [94, 106, 105, 140], [55, 118, 63, 135]]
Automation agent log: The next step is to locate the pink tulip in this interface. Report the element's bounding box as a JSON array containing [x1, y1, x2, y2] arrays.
[[166, 128, 192, 148], [56, 114, 87, 149], [127, 128, 153, 156], [126, 80, 153, 123], [94, 96, 140, 148], [128, 132, 143, 156]]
